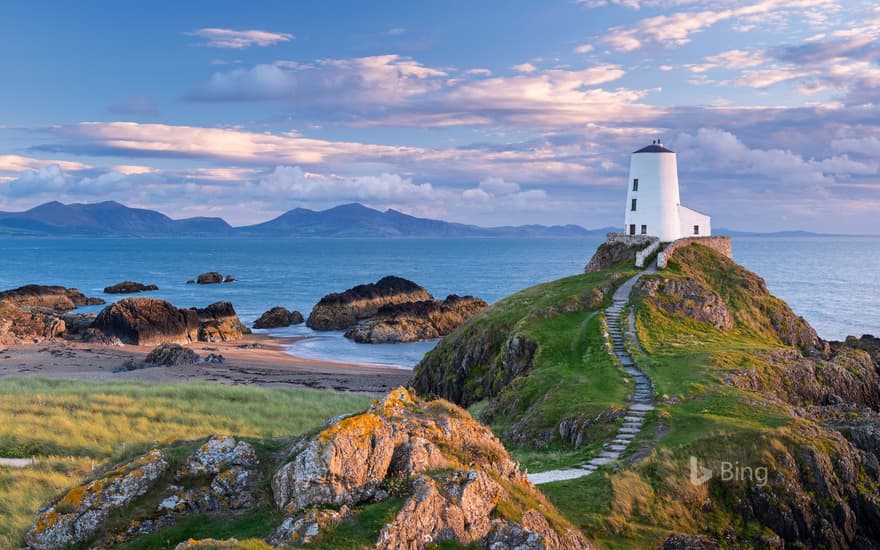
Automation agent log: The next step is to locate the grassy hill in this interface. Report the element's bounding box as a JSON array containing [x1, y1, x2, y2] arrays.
[[414, 242, 880, 548]]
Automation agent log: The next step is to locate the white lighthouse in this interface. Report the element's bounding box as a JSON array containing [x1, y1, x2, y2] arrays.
[[623, 141, 710, 241]]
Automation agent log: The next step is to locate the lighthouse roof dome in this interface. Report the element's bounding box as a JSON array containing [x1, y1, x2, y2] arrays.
[[633, 143, 675, 154]]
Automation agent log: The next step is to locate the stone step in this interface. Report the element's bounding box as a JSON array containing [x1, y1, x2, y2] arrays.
[[614, 433, 635, 441], [618, 426, 640, 434], [629, 403, 655, 412], [588, 456, 615, 466], [622, 422, 643, 430], [623, 415, 643, 422], [606, 444, 628, 452], [612, 439, 633, 445]]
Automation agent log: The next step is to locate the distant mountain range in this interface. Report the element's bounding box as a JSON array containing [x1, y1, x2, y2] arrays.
[[0, 201, 611, 238]]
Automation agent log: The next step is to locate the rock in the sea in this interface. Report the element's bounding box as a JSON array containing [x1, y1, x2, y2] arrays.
[[307, 276, 433, 331], [345, 294, 487, 343], [0, 300, 66, 344], [103, 281, 159, 294], [196, 272, 224, 284], [90, 298, 247, 346], [253, 306, 304, 329], [186, 279, 195, 284], [91, 298, 200, 346], [223, 275, 235, 283], [271, 387, 592, 549], [145, 343, 200, 366], [196, 301, 248, 342], [0, 284, 104, 311], [25, 449, 168, 550]]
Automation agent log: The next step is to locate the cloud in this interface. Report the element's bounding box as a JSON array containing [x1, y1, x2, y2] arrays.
[[688, 49, 768, 73], [387, 27, 407, 36], [186, 55, 647, 128], [0, 154, 91, 173], [111, 164, 157, 175], [249, 166, 439, 203], [107, 95, 160, 117], [596, 0, 836, 52], [186, 28, 293, 49], [512, 63, 537, 73]]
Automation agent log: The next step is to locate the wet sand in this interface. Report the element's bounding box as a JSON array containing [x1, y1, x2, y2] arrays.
[[0, 334, 412, 394]]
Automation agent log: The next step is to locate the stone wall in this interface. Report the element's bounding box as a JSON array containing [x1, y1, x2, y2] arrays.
[[605, 232, 657, 246], [658, 236, 733, 269]]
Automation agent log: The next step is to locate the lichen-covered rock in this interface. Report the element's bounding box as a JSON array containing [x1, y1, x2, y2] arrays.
[[266, 505, 350, 547], [638, 277, 734, 330], [307, 276, 432, 331], [182, 435, 258, 476], [345, 295, 487, 343], [196, 272, 224, 284], [145, 343, 200, 366], [658, 533, 720, 549], [0, 284, 104, 311], [253, 306, 304, 329], [91, 298, 200, 346], [103, 281, 159, 294], [25, 449, 168, 550], [270, 387, 590, 549], [483, 519, 545, 550]]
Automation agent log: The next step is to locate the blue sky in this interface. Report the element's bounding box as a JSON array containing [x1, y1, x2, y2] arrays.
[[0, 0, 878, 232]]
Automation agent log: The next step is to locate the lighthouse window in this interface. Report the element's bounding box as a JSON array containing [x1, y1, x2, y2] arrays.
[[641, 225, 647, 235], [693, 225, 700, 235], [631, 198, 637, 211], [632, 178, 639, 191]]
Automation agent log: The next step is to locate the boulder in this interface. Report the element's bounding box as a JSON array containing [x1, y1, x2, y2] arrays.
[[195, 301, 247, 342], [638, 277, 734, 330], [0, 284, 104, 312], [25, 449, 168, 550], [223, 275, 235, 283], [0, 300, 66, 345], [186, 279, 195, 285], [345, 295, 487, 343], [145, 343, 200, 366], [307, 276, 433, 331], [196, 272, 224, 285], [91, 298, 200, 346], [253, 306, 305, 329], [181, 435, 258, 476], [103, 281, 159, 294]]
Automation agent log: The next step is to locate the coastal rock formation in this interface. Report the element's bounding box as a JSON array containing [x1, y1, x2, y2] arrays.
[[195, 301, 248, 342], [637, 277, 734, 330], [25, 449, 169, 550], [584, 239, 650, 272], [91, 298, 199, 346], [0, 284, 104, 311], [307, 276, 433, 331], [344, 295, 487, 343], [253, 306, 304, 329], [145, 343, 200, 366], [271, 387, 592, 549], [224, 275, 235, 283], [0, 300, 67, 344], [103, 281, 159, 294], [25, 389, 591, 549], [196, 272, 224, 284], [90, 298, 246, 345]]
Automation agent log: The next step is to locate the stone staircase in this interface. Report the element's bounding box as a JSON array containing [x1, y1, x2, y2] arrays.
[[529, 268, 656, 485]]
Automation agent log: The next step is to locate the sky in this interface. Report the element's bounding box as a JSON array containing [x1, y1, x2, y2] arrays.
[[0, 0, 878, 232]]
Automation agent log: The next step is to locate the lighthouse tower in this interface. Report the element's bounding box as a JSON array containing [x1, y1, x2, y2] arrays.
[[623, 140, 710, 242]]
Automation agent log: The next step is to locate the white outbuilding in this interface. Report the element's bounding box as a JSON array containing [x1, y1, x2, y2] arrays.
[[623, 141, 710, 242]]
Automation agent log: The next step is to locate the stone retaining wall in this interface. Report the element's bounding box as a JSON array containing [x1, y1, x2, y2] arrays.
[[658, 236, 733, 268]]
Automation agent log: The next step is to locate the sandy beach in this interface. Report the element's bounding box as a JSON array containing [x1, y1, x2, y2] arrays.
[[0, 334, 412, 393]]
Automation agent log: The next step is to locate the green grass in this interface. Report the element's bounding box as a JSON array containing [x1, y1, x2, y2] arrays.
[[0, 377, 373, 549]]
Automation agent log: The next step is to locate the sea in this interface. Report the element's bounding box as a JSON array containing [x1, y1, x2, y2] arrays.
[[0, 236, 877, 368]]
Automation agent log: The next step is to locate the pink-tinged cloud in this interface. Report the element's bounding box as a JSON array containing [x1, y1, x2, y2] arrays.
[[186, 28, 293, 49], [0, 155, 91, 173]]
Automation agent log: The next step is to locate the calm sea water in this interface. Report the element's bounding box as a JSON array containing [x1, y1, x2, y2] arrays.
[[0, 236, 876, 367]]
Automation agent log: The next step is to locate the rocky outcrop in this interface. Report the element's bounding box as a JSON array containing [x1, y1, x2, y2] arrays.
[[103, 281, 159, 294], [0, 300, 66, 344], [658, 534, 720, 549], [195, 301, 248, 342], [253, 306, 304, 329], [0, 284, 104, 311], [307, 276, 432, 331], [90, 298, 246, 346], [25, 449, 169, 550], [91, 298, 200, 346], [196, 272, 224, 284], [145, 343, 200, 366], [266, 505, 351, 547], [271, 387, 591, 549], [584, 239, 651, 272], [637, 277, 734, 330], [345, 295, 487, 343]]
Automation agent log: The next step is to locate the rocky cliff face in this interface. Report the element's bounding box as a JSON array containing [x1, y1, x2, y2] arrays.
[[344, 295, 487, 343], [24, 389, 592, 549], [90, 298, 246, 346], [307, 276, 432, 331], [584, 240, 649, 272], [0, 284, 104, 311]]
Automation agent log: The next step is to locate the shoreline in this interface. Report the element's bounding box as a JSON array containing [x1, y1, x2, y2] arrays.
[[0, 333, 412, 394]]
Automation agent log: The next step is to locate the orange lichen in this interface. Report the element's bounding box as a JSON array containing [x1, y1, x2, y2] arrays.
[[318, 412, 385, 443]]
